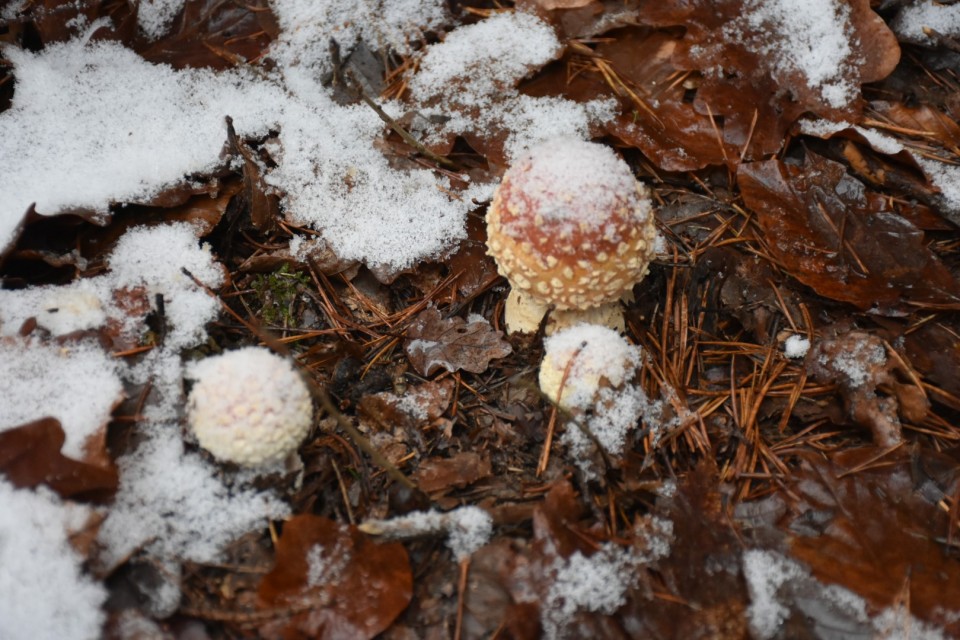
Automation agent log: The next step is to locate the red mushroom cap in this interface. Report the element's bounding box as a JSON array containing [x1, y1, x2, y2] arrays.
[[486, 138, 656, 312]]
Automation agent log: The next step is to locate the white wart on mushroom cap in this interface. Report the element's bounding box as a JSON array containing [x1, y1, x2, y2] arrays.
[[486, 138, 656, 333], [187, 347, 313, 468]]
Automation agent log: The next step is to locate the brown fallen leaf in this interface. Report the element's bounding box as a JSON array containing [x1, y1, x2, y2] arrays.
[[358, 379, 455, 432], [258, 514, 412, 640], [226, 116, 279, 232], [783, 447, 960, 636], [0, 417, 118, 503], [413, 451, 492, 495], [134, 0, 279, 70], [738, 153, 960, 313], [404, 308, 512, 376], [805, 328, 928, 447], [638, 0, 900, 156]]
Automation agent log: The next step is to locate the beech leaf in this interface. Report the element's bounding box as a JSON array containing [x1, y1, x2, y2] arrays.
[[258, 515, 412, 640]]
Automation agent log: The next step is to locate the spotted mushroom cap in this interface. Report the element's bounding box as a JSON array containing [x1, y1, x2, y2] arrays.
[[486, 138, 656, 311], [187, 347, 313, 468]]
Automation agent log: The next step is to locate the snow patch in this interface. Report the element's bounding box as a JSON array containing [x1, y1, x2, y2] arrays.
[[359, 506, 493, 560], [725, 0, 860, 109], [743, 549, 952, 639], [783, 335, 810, 359], [893, 1, 960, 46], [0, 338, 123, 460], [0, 481, 107, 640], [97, 427, 291, 569]]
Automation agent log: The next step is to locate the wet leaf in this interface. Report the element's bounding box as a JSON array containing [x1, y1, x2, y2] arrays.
[[446, 213, 500, 300], [134, 0, 279, 70], [0, 417, 118, 502], [640, 0, 899, 115], [783, 447, 960, 635], [404, 308, 512, 376], [226, 116, 279, 231], [258, 515, 412, 640], [738, 153, 960, 312], [413, 451, 492, 495]]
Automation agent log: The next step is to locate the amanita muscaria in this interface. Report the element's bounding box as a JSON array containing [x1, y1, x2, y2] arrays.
[[186, 347, 313, 468], [486, 138, 657, 334]]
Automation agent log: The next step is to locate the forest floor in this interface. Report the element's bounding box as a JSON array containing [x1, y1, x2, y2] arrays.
[[2, 1, 960, 639]]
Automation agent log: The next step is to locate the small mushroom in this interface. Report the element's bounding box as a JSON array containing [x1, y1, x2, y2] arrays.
[[539, 324, 653, 476], [539, 323, 642, 411], [486, 138, 657, 334], [186, 347, 313, 468]]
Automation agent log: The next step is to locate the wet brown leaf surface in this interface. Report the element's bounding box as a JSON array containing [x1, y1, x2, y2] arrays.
[[784, 447, 960, 636], [257, 515, 413, 640], [739, 153, 960, 312], [0, 417, 117, 502]]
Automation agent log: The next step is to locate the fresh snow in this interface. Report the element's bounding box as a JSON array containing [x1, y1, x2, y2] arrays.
[[136, 0, 185, 40], [783, 335, 810, 359], [359, 506, 494, 560], [719, 0, 860, 110], [0, 339, 123, 460], [893, 1, 960, 46], [0, 481, 107, 640], [0, 40, 280, 253], [96, 427, 291, 569], [537, 518, 672, 640], [0, 7, 614, 270], [408, 11, 616, 162]]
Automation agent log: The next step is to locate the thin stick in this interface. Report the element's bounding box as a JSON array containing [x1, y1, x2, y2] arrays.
[[454, 557, 470, 640]]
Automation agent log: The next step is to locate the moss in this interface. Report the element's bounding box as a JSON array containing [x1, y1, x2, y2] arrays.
[[250, 264, 311, 326]]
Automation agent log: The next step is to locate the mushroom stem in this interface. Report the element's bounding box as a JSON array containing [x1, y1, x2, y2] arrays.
[[504, 288, 549, 334], [547, 300, 625, 335]]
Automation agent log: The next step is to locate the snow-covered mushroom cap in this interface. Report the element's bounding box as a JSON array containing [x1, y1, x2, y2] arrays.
[[187, 347, 313, 468], [539, 324, 642, 410], [486, 138, 657, 333]]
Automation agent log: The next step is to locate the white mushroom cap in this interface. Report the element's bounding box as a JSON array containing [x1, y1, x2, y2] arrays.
[[539, 324, 652, 474], [187, 347, 313, 468], [539, 324, 641, 410], [486, 138, 656, 333]]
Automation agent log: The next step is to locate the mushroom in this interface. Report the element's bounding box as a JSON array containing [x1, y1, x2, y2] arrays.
[[539, 324, 654, 476], [486, 138, 656, 334], [186, 347, 313, 468]]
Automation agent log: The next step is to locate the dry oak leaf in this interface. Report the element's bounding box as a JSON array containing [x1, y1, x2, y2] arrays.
[[258, 514, 412, 640], [738, 153, 960, 313], [404, 308, 512, 376]]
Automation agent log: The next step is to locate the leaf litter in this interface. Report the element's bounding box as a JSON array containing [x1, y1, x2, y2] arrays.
[[2, 1, 960, 638]]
